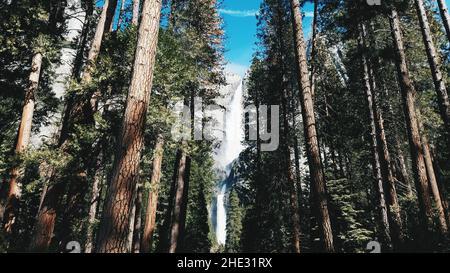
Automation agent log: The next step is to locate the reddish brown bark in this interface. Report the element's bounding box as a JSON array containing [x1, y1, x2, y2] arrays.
[[83, 0, 118, 83], [389, 8, 434, 233], [418, 120, 448, 235], [29, 181, 65, 252], [289, 0, 334, 253], [95, 0, 162, 253], [141, 134, 165, 253], [3, 52, 43, 234], [168, 146, 191, 253]]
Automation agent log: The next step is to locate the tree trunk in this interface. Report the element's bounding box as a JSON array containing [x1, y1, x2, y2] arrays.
[[141, 134, 165, 253], [132, 184, 143, 253], [82, 0, 118, 83], [309, 0, 318, 100], [127, 193, 136, 251], [132, 0, 140, 26], [72, 0, 94, 80], [290, 91, 302, 198], [438, 0, 450, 43], [374, 105, 404, 248], [117, 0, 127, 30], [0, 178, 7, 224], [289, 0, 335, 253], [169, 0, 178, 28], [415, 0, 450, 140], [84, 156, 103, 253], [95, 0, 162, 253], [282, 85, 301, 253], [56, 172, 88, 252], [394, 140, 413, 197], [418, 120, 448, 236], [358, 27, 392, 251], [29, 181, 65, 252], [285, 128, 301, 253], [292, 115, 302, 197], [389, 8, 434, 235], [362, 24, 404, 248], [3, 52, 43, 234], [168, 147, 191, 253], [368, 21, 413, 201], [275, 2, 301, 252], [430, 147, 450, 227]]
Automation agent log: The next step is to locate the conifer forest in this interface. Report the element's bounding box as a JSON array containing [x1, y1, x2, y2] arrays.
[[2, 0, 450, 255]]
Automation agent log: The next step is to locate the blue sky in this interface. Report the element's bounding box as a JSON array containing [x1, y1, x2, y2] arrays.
[[219, 0, 314, 76]]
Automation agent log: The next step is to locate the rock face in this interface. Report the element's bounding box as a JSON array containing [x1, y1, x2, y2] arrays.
[[214, 72, 242, 114], [210, 71, 243, 177], [31, 0, 86, 147]]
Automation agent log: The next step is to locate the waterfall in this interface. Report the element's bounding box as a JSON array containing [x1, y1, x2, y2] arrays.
[[223, 81, 245, 166], [216, 183, 227, 245], [214, 80, 245, 246]]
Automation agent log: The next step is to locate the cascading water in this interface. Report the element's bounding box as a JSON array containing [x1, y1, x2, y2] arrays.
[[216, 183, 227, 245], [214, 79, 245, 246]]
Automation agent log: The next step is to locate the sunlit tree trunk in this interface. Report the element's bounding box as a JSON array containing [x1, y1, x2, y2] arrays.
[[289, 0, 334, 252], [168, 147, 191, 253], [389, 8, 433, 235], [82, 0, 118, 83], [3, 52, 43, 234], [96, 0, 163, 253], [132, 0, 140, 26], [141, 134, 164, 253], [437, 0, 450, 43], [418, 119, 448, 236], [415, 0, 450, 140]]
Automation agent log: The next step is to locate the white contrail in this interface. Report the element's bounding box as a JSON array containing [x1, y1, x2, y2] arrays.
[[219, 9, 259, 17], [219, 9, 314, 18]]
